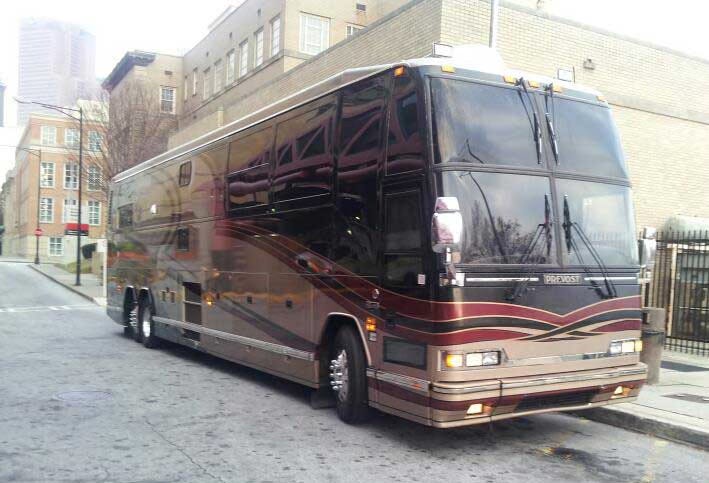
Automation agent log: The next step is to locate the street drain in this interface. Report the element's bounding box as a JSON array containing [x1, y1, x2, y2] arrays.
[[55, 391, 112, 403]]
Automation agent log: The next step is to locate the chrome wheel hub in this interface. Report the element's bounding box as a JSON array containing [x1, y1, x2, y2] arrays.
[[128, 305, 138, 329], [329, 349, 349, 402], [142, 310, 151, 339]]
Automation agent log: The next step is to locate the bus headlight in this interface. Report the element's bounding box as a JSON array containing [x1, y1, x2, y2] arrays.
[[609, 339, 642, 355], [444, 350, 501, 369]]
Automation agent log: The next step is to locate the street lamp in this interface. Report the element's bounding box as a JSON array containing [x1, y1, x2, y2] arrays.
[[15, 97, 84, 286], [1, 144, 41, 264]]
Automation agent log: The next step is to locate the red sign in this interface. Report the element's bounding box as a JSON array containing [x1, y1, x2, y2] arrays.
[[34, 228, 43, 236], [64, 223, 89, 236]]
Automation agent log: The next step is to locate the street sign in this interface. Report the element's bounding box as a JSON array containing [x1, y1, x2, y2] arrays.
[[34, 228, 43, 236]]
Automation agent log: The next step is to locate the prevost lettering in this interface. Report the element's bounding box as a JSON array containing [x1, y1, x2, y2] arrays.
[[544, 274, 582, 285]]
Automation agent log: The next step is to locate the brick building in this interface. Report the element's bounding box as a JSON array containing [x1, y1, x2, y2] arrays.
[[1, 112, 108, 262], [106, 0, 709, 229]]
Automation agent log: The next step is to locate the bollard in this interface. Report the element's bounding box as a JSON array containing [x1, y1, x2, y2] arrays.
[[640, 307, 666, 384]]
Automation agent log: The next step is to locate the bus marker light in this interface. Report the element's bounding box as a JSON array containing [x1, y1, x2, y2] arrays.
[[552, 84, 563, 93], [611, 385, 631, 399], [613, 386, 624, 396], [441, 65, 456, 73], [365, 317, 377, 332], [527, 80, 540, 88], [503, 75, 517, 84], [635, 339, 643, 352], [394, 66, 406, 77], [445, 353, 464, 368]]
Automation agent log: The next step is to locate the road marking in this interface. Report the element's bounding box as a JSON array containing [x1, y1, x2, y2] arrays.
[[0, 304, 97, 314]]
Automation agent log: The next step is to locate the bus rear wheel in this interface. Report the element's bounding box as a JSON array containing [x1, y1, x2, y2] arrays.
[[329, 326, 369, 424]]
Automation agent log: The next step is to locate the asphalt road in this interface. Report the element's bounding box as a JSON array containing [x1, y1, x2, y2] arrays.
[[1, 260, 707, 483]]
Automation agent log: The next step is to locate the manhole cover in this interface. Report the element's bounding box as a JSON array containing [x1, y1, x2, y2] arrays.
[[55, 391, 112, 403]]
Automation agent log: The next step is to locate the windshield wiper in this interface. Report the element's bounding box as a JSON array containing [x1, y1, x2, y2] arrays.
[[545, 84, 560, 164], [454, 138, 487, 164], [562, 196, 617, 299], [459, 172, 509, 263], [518, 78, 542, 163], [506, 194, 552, 301]]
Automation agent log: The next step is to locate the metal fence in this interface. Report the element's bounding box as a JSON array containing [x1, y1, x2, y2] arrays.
[[644, 230, 709, 356]]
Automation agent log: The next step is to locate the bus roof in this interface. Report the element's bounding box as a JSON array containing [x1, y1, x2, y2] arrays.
[[113, 46, 603, 183]]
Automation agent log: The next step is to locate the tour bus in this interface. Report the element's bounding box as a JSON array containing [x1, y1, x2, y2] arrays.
[[106, 47, 653, 428]]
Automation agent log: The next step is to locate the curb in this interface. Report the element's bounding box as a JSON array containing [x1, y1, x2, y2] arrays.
[[577, 406, 709, 450], [28, 264, 103, 306]]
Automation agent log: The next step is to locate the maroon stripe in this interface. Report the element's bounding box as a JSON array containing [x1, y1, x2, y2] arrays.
[[593, 319, 642, 332]]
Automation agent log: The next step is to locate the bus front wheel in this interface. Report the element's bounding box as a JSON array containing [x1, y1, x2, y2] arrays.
[[329, 326, 369, 424], [138, 301, 160, 349]]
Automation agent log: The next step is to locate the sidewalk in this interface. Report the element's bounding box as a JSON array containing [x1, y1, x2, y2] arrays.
[[581, 350, 709, 449], [29, 263, 106, 307]]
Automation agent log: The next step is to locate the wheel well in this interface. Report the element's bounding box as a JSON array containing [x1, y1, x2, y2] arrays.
[[317, 314, 371, 384]]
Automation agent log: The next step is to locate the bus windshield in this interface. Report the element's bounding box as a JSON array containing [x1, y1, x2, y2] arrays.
[[431, 78, 539, 167]]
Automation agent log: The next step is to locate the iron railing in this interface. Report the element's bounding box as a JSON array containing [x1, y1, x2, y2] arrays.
[[645, 230, 709, 356]]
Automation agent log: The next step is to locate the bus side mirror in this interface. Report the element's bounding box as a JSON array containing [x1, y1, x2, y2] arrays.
[[431, 197, 463, 254], [638, 226, 657, 281]]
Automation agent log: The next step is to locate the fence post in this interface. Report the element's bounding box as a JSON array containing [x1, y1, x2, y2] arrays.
[[641, 307, 666, 384]]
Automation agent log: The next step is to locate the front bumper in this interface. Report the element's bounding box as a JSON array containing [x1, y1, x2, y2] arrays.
[[369, 363, 647, 428]]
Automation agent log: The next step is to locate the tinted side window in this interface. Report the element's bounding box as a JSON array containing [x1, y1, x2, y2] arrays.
[[383, 191, 424, 290], [187, 144, 228, 220], [118, 204, 133, 228], [228, 127, 273, 211], [387, 74, 424, 175], [273, 97, 336, 206], [179, 162, 192, 186], [333, 77, 386, 277]]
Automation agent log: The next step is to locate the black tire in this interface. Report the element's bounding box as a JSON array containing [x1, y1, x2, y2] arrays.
[[123, 325, 133, 338], [331, 326, 369, 424], [138, 301, 160, 349], [128, 302, 142, 343]]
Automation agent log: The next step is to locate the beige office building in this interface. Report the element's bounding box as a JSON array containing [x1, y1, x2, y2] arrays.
[[106, 0, 709, 229]]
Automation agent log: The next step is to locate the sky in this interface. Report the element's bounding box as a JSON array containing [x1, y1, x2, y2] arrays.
[[1, 0, 709, 181]]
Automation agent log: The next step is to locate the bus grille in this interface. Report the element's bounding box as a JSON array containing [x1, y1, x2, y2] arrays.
[[515, 390, 596, 412]]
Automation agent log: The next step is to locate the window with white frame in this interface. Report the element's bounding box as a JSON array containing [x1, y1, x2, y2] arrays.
[[40, 162, 55, 187], [299, 13, 330, 55], [64, 164, 79, 189], [49, 237, 63, 256], [346, 24, 364, 38], [226, 50, 236, 84], [214, 60, 223, 92], [88, 165, 102, 191], [88, 131, 102, 151], [160, 86, 176, 113], [254, 29, 264, 67], [41, 126, 57, 145], [192, 68, 198, 96], [64, 128, 80, 148], [239, 40, 249, 77], [271, 16, 281, 56], [184, 76, 188, 101], [63, 198, 78, 223], [88, 201, 101, 226], [40, 197, 54, 223], [203, 68, 211, 99]]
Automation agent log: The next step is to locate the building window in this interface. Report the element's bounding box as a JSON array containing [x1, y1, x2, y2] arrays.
[[254, 29, 264, 67], [203, 68, 211, 99], [63, 198, 78, 223], [214, 60, 223, 92], [88, 201, 101, 226], [64, 128, 79, 148], [41, 126, 57, 145], [64, 164, 79, 189], [184, 76, 188, 101], [239, 40, 249, 77], [346, 24, 364, 38], [300, 13, 330, 55], [88, 165, 102, 191], [160, 86, 176, 113], [40, 197, 54, 223], [40, 162, 55, 187], [179, 161, 192, 186], [271, 16, 281, 56], [192, 68, 198, 96], [226, 50, 236, 84], [49, 237, 63, 256], [356, 3, 367, 11], [88, 131, 102, 151]]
